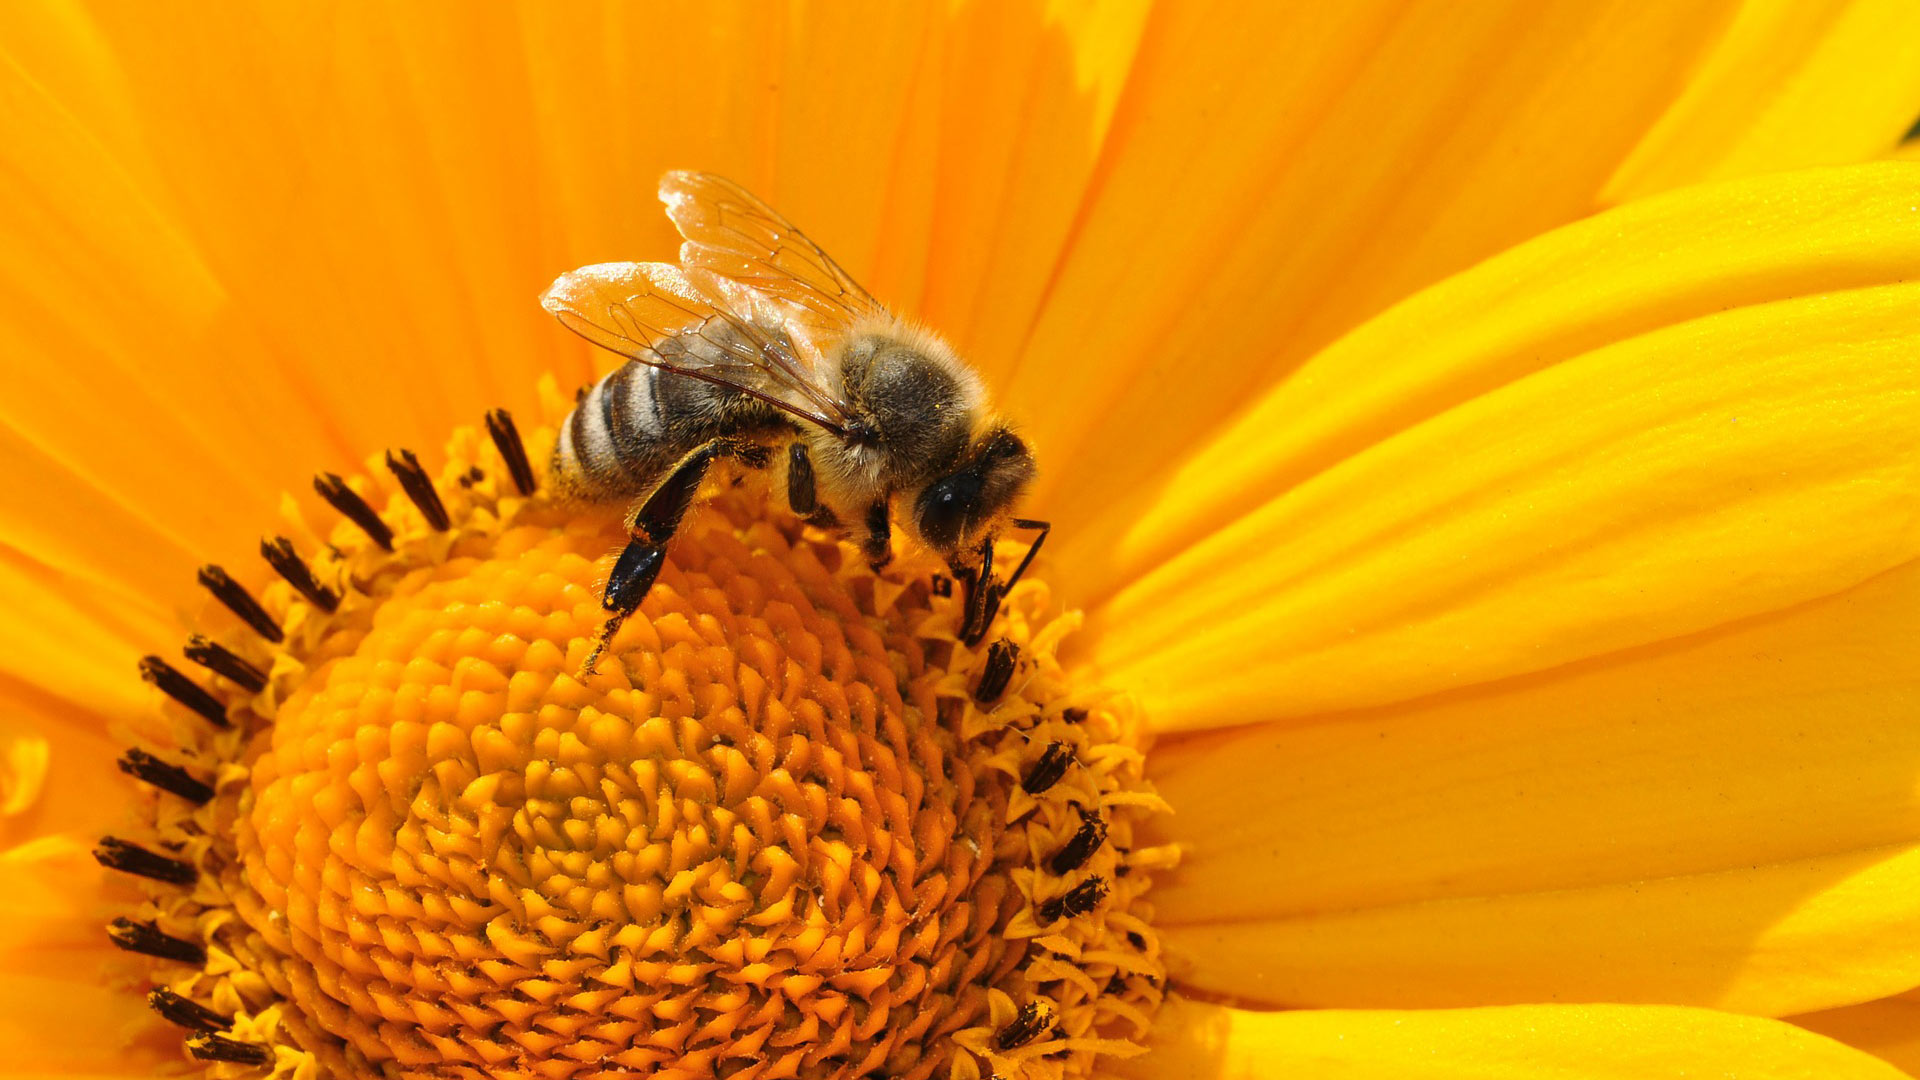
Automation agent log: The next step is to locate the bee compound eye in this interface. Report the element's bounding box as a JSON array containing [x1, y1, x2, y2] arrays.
[[914, 475, 975, 553]]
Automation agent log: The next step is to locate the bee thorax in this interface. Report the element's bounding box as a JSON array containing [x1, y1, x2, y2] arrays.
[[835, 327, 982, 488]]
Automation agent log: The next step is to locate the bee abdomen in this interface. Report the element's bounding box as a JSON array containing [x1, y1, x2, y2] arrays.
[[555, 361, 783, 503], [554, 362, 665, 502]]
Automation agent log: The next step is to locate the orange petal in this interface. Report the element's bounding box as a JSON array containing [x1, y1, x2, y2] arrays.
[[1792, 989, 1920, 1077], [1144, 558, 1920, 1015], [1604, 0, 1920, 203], [0, 679, 134, 852], [1114, 995, 1910, 1079], [868, 0, 1152, 352], [1084, 163, 1920, 731], [0, 831, 173, 1073], [0, 2, 1149, 666], [0, 972, 173, 1075]]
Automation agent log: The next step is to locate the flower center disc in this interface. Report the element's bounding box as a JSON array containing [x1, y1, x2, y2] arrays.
[[120, 416, 1169, 1080]]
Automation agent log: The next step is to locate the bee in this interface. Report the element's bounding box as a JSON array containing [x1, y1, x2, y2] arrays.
[[543, 172, 1047, 671]]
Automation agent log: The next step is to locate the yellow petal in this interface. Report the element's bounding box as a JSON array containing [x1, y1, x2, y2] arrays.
[[1004, 0, 1742, 544], [1157, 842, 1920, 1017], [1114, 995, 1910, 1080], [1792, 989, 1920, 1077], [1604, 0, 1920, 203], [1144, 557, 1920, 1015], [1085, 163, 1920, 731]]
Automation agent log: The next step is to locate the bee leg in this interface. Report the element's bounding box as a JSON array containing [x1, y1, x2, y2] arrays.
[[863, 499, 893, 572], [1001, 518, 1052, 595], [954, 520, 1049, 646], [580, 438, 750, 676], [958, 537, 996, 646], [787, 442, 818, 515]]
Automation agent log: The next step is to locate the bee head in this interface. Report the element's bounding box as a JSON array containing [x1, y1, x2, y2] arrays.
[[911, 424, 1036, 558]]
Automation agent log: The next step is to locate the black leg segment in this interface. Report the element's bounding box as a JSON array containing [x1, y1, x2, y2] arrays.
[[603, 542, 667, 614], [787, 441, 818, 516], [1002, 518, 1051, 596], [632, 439, 737, 546], [958, 536, 996, 646], [863, 499, 892, 570], [582, 437, 760, 676], [959, 518, 1049, 647]]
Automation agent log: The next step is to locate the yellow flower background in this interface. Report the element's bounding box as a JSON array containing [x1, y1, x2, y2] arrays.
[[5, 0, 1920, 1075]]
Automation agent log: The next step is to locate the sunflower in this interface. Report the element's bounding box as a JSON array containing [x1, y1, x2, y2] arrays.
[[5, 1, 1920, 1077]]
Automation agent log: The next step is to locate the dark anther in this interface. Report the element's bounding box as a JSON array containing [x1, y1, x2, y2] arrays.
[[186, 1033, 274, 1066], [1021, 741, 1076, 794], [117, 749, 214, 804], [259, 537, 339, 613], [486, 410, 538, 496], [149, 988, 230, 1032], [1038, 876, 1109, 923], [183, 635, 267, 693], [973, 639, 1019, 706], [385, 448, 450, 530], [1047, 809, 1108, 875], [137, 656, 228, 728], [195, 565, 283, 644], [457, 466, 486, 488], [93, 837, 197, 886], [993, 1000, 1057, 1051], [313, 472, 394, 551], [108, 918, 206, 964], [1126, 930, 1147, 950], [929, 573, 951, 598], [1061, 707, 1088, 724]]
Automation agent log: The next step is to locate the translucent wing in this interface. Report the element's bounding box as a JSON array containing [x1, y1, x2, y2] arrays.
[[660, 171, 884, 337], [541, 262, 858, 434]]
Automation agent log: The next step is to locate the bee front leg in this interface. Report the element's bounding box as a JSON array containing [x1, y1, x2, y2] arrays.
[[864, 499, 893, 572], [957, 536, 996, 646], [581, 437, 750, 676], [953, 520, 1048, 646]]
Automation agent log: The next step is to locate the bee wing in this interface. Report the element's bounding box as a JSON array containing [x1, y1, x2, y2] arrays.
[[660, 171, 884, 337], [541, 261, 859, 435]]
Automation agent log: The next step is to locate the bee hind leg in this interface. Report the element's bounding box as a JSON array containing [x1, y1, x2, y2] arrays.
[[579, 437, 758, 676]]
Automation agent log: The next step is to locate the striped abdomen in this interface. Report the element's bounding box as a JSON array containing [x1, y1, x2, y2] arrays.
[[553, 360, 786, 503]]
